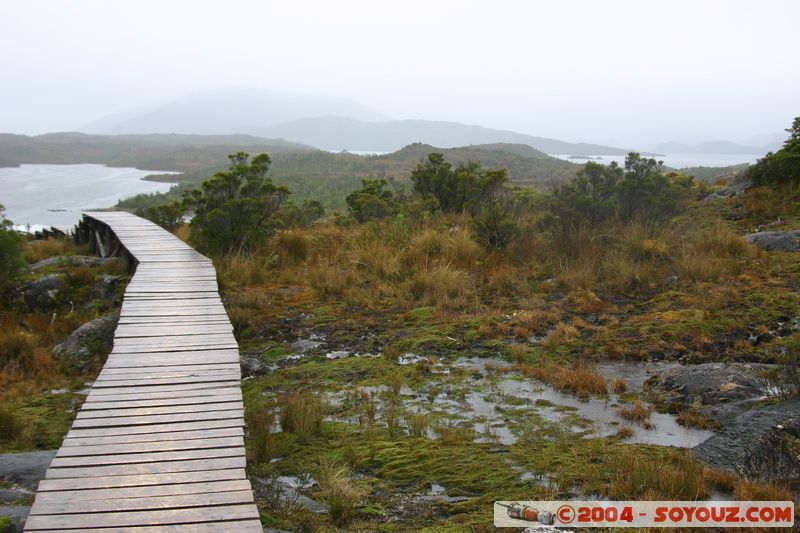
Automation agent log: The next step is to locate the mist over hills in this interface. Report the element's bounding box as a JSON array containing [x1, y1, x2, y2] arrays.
[[653, 140, 781, 155], [76, 91, 631, 155], [79, 89, 389, 135], [258, 116, 631, 155]]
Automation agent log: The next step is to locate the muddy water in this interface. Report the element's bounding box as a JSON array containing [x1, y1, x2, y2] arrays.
[[452, 357, 713, 447]]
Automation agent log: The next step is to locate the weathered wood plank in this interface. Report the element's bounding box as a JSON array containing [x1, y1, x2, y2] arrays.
[[76, 400, 243, 419], [61, 427, 244, 447], [30, 519, 264, 533], [45, 456, 246, 479], [49, 446, 245, 467], [65, 418, 245, 439], [37, 468, 247, 491], [24, 503, 259, 529], [30, 489, 254, 515], [57, 436, 245, 457]]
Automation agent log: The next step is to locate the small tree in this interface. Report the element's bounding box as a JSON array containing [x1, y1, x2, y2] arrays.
[[410, 153, 508, 214], [472, 198, 519, 249], [135, 202, 184, 231], [345, 179, 396, 222], [183, 152, 289, 256]]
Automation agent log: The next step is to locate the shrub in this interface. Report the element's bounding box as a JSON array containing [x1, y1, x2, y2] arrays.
[[346, 179, 396, 223], [472, 199, 519, 249], [184, 152, 289, 257], [746, 117, 800, 186]]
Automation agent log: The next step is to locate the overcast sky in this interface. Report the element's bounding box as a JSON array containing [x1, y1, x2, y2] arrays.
[[1, 0, 798, 147]]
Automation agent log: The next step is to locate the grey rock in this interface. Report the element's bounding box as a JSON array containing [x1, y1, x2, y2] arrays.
[[17, 274, 66, 311], [30, 255, 120, 271], [53, 311, 119, 371], [694, 397, 800, 480], [240, 355, 266, 377], [647, 363, 768, 408], [706, 169, 751, 199], [699, 397, 764, 426], [744, 231, 800, 252], [0, 488, 32, 505], [252, 475, 328, 514], [0, 450, 56, 491], [0, 505, 31, 533], [87, 275, 123, 303]]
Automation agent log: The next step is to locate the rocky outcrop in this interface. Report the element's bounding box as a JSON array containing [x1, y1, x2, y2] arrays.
[[705, 170, 751, 199], [646, 363, 772, 425], [53, 311, 119, 371], [744, 231, 800, 252], [17, 274, 67, 311], [693, 398, 800, 480]]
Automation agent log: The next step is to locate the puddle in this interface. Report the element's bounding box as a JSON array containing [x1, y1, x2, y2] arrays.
[[447, 357, 713, 447], [291, 334, 324, 354], [420, 483, 471, 503]]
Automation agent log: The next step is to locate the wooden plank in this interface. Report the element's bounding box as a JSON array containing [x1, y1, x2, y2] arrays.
[[92, 373, 240, 387], [61, 427, 243, 447], [57, 436, 245, 457], [24, 503, 258, 529], [70, 409, 243, 429], [44, 456, 246, 479], [29, 479, 253, 504], [49, 446, 245, 467], [65, 418, 245, 439], [30, 489, 254, 515], [82, 392, 242, 409], [37, 468, 247, 491], [76, 401, 243, 419], [29, 519, 263, 533]]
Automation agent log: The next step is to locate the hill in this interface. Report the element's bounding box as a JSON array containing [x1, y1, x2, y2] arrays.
[[79, 89, 389, 134], [259, 115, 630, 155], [0, 132, 315, 172]]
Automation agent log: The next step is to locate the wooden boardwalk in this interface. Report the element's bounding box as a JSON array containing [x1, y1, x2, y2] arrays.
[[24, 212, 261, 532]]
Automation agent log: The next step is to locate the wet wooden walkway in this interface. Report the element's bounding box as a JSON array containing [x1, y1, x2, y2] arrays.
[[24, 212, 261, 532]]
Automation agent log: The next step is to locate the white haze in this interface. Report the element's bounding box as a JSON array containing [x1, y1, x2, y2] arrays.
[[1, 0, 798, 148]]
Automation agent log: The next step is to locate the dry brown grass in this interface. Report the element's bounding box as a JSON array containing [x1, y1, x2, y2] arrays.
[[22, 238, 86, 263], [317, 460, 365, 525], [618, 399, 652, 424], [542, 322, 580, 350], [350, 241, 400, 280], [676, 410, 716, 430], [517, 360, 607, 398], [405, 412, 429, 438], [406, 266, 473, 310], [275, 229, 311, 266], [245, 399, 276, 464], [508, 342, 529, 364], [615, 426, 634, 439], [610, 378, 628, 394], [608, 449, 707, 500]]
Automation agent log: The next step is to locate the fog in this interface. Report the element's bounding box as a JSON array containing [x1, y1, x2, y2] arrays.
[[1, 0, 798, 148]]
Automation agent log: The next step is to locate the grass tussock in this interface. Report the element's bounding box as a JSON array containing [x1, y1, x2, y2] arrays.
[[610, 378, 628, 394], [608, 449, 707, 500], [618, 399, 653, 424], [245, 400, 276, 464], [676, 410, 716, 430], [279, 390, 323, 443], [517, 360, 607, 399], [317, 460, 365, 526], [406, 265, 473, 310], [276, 229, 311, 266]]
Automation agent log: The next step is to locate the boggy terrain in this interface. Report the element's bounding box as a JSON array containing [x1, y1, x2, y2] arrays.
[[214, 173, 800, 528]]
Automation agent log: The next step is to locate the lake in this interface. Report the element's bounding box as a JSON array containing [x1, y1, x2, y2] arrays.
[[549, 152, 763, 169], [0, 164, 179, 230]]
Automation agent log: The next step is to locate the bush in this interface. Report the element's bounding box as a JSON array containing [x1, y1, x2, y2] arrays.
[[411, 153, 507, 214], [184, 152, 289, 257], [345, 179, 396, 223], [135, 202, 184, 231], [747, 117, 800, 186], [0, 330, 37, 372], [472, 199, 519, 249]]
